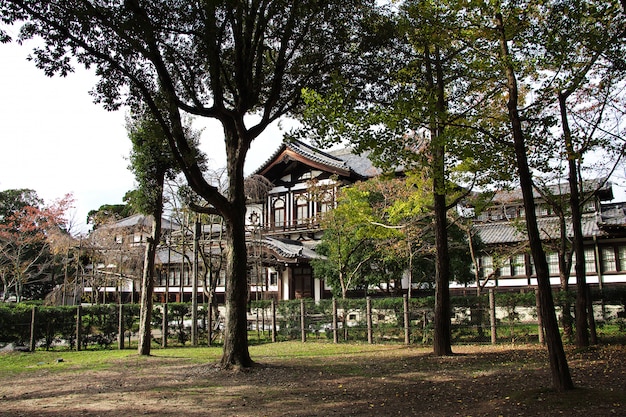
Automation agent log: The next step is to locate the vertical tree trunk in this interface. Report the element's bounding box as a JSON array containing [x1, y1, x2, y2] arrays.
[[558, 92, 590, 347], [219, 211, 253, 368], [138, 178, 164, 356], [191, 218, 200, 346], [496, 12, 573, 391], [425, 43, 453, 356]]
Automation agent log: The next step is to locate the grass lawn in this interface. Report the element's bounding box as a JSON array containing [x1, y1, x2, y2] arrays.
[[0, 341, 624, 416]]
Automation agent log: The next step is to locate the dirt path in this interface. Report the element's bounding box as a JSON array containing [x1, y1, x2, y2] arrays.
[[0, 344, 624, 416]]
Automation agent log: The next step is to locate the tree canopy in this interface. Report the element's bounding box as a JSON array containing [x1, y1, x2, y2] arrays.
[[1, 0, 392, 367]]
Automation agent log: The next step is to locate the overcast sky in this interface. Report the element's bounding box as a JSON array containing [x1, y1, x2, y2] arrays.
[[0, 37, 285, 234]]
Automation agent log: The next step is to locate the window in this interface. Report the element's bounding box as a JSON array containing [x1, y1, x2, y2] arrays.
[[272, 198, 285, 228], [602, 248, 617, 272], [481, 256, 494, 279], [584, 248, 597, 273], [217, 271, 226, 287], [618, 246, 626, 271], [318, 191, 334, 215], [499, 259, 511, 277], [511, 254, 526, 276], [268, 271, 278, 286], [168, 269, 179, 286], [547, 252, 559, 275], [294, 194, 309, 225]]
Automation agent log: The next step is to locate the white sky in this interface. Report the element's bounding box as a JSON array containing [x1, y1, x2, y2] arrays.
[[0, 39, 286, 234]]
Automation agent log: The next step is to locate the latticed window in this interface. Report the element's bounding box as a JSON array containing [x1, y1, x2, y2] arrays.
[[500, 259, 511, 277], [272, 198, 285, 228], [318, 191, 334, 215], [584, 248, 596, 273], [511, 254, 526, 276], [481, 256, 494, 279], [602, 248, 617, 272], [547, 253, 559, 275], [295, 194, 309, 225], [618, 246, 626, 271]]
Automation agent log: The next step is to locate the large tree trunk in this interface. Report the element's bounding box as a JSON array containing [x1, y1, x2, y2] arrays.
[[559, 92, 590, 347], [220, 206, 253, 368], [557, 214, 574, 342], [433, 190, 452, 355], [425, 44, 452, 356], [137, 212, 162, 356], [219, 130, 253, 368], [496, 13, 573, 392]]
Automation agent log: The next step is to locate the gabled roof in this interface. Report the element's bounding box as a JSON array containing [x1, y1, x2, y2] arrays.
[[253, 139, 376, 181]]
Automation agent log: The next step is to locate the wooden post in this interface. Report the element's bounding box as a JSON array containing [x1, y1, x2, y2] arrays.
[[403, 294, 410, 345], [271, 299, 277, 343], [366, 297, 373, 344], [535, 288, 545, 345], [76, 305, 82, 351], [586, 285, 598, 345], [29, 306, 37, 352], [162, 302, 168, 348], [300, 299, 306, 343], [256, 308, 261, 343], [489, 289, 497, 345], [118, 303, 124, 350], [332, 298, 338, 344]]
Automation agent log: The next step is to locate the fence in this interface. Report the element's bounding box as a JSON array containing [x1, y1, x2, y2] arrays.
[[1, 289, 624, 351]]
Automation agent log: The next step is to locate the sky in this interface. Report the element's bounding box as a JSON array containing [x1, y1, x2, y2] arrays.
[[0, 38, 286, 234]]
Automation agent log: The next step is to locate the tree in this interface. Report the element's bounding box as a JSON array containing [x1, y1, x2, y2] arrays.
[[0, 192, 73, 301], [1, 0, 388, 368], [87, 204, 135, 230], [126, 104, 198, 355], [313, 186, 391, 300], [531, 0, 626, 347], [491, 3, 573, 391], [298, 0, 513, 356]]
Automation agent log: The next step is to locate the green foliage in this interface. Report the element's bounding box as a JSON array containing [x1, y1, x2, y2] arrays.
[[86, 204, 135, 229], [0, 189, 42, 223]]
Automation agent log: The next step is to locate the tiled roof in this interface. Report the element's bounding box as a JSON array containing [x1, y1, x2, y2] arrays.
[[98, 213, 176, 230], [473, 213, 604, 245], [491, 179, 613, 204], [253, 139, 348, 175], [262, 237, 323, 261], [329, 147, 380, 178], [253, 139, 379, 179]]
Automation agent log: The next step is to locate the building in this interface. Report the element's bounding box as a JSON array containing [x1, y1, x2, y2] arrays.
[[81, 139, 626, 304], [465, 181, 626, 291]]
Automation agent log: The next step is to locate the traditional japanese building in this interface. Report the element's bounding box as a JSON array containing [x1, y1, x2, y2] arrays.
[[81, 139, 626, 304]]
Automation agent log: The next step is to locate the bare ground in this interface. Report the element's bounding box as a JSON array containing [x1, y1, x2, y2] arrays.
[[0, 343, 624, 417]]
